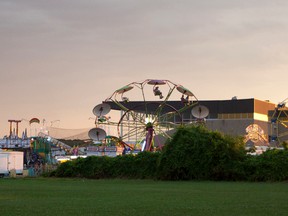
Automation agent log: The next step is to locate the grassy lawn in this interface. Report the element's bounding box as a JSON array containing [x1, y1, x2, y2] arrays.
[[0, 178, 287, 216]]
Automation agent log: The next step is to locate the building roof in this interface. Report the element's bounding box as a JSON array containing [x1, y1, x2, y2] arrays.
[[104, 98, 276, 118]]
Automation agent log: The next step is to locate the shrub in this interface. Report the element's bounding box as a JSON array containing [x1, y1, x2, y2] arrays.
[[75, 156, 114, 179], [53, 160, 78, 177], [51, 125, 288, 182], [52, 152, 160, 179], [157, 125, 246, 180], [243, 149, 288, 181]]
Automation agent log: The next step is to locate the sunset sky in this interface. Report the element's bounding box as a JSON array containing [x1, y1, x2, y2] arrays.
[[1, 0, 288, 137]]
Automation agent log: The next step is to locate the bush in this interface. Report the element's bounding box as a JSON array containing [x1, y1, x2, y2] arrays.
[[243, 149, 288, 181], [53, 160, 78, 177], [51, 125, 288, 182], [157, 125, 246, 180], [76, 156, 114, 179], [52, 152, 160, 179], [133, 151, 160, 179]]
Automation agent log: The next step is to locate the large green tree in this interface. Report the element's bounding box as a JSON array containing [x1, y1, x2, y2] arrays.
[[157, 125, 246, 180]]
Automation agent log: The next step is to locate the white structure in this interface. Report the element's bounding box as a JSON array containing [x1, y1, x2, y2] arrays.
[[0, 151, 24, 176]]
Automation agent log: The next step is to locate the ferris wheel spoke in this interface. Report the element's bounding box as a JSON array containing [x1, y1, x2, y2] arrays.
[[130, 112, 146, 124], [157, 121, 179, 129], [120, 125, 145, 136], [158, 111, 179, 123], [119, 122, 146, 130], [154, 127, 172, 139], [135, 131, 147, 141], [120, 128, 146, 141], [125, 126, 144, 135], [122, 111, 146, 125], [154, 103, 165, 116]]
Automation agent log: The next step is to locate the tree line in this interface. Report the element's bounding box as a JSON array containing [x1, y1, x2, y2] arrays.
[[49, 126, 288, 181]]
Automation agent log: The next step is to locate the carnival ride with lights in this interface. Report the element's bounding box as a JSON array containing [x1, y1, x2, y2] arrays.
[[270, 97, 288, 146], [0, 118, 84, 166], [89, 79, 198, 153]]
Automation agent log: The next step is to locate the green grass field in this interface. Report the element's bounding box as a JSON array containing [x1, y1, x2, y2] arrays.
[[0, 178, 287, 216]]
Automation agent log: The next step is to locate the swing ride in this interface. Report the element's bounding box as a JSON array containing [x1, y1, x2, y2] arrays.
[[89, 79, 198, 153]]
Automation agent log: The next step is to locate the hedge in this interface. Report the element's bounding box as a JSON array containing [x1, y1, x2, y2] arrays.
[[50, 126, 288, 181]]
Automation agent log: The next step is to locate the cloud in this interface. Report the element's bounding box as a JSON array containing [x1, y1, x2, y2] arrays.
[[1, 0, 288, 136]]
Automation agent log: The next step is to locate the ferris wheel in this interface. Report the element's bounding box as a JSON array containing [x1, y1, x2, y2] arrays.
[[89, 79, 198, 151], [270, 97, 288, 145]]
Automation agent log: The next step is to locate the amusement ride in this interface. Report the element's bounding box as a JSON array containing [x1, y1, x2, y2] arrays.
[[270, 97, 288, 145], [89, 79, 199, 152]]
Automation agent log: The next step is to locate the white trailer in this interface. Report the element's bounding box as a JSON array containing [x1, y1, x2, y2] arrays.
[[0, 151, 24, 177]]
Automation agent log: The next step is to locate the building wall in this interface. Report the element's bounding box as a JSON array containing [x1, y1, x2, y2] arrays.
[[107, 98, 286, 146], [205, 119, 269, 146], [198, 99, 275, 146], [206, 119, 254, 136]]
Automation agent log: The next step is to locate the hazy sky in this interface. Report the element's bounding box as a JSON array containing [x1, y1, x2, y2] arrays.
[[1, 0, 288, 137]]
